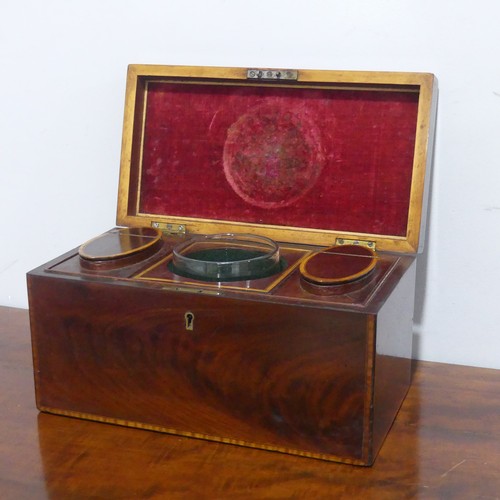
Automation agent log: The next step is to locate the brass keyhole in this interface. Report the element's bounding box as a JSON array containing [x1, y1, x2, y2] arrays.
[[185, 312, 194, 331]]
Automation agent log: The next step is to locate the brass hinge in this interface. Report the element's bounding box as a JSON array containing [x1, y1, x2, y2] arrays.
[[335, 238, 376, 250], [151, 222, 186, 235], [247, 68, 298, 81]]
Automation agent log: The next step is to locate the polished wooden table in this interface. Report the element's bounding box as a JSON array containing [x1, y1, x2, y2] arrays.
[[1, 306, 499, 499]]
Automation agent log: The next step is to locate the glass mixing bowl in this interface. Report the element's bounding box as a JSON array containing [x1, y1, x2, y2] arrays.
[[171, 233, 281, 282]]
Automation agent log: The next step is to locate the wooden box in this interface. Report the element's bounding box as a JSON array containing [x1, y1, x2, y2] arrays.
[[28, 65, 437, 465]]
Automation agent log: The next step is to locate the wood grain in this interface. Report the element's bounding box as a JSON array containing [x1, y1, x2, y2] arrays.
[[1, 306, 500, 499], [27, 250, 416, 465], [28, 274, 373, 464]]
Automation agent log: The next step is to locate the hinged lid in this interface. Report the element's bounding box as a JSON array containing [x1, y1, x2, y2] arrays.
[[117, 65, 437, 253]]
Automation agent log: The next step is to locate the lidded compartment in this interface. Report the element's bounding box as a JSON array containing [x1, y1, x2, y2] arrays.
[[78, 226, 163, 270], [117, 65, 437, 253]]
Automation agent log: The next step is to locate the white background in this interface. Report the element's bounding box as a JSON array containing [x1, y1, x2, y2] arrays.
[[1, 1, 499, 369]]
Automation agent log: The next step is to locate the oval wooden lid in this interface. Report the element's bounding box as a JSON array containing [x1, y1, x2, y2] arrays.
[[299, 244, 377, 285], [79, 227, 162, 261]]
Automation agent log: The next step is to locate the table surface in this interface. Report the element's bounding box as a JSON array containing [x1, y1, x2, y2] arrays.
[[1, 306, 499, 499]]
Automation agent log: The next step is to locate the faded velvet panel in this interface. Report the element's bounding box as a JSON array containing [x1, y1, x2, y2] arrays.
[[139, 82, 418, 237]]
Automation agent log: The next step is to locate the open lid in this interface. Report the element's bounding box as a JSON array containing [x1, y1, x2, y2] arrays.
[[117, 65, 437, 253]]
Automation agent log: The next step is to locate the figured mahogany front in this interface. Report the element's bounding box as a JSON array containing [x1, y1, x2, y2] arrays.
[[30, 276, 370, 462]]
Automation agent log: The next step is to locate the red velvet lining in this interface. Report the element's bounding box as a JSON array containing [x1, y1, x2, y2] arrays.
[[139, 82, 419, 236]]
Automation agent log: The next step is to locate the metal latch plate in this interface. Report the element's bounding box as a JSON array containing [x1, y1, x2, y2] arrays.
[[335, 238, 376, 250], [247, 68, 298, 81], [151, 222, 186, 235]]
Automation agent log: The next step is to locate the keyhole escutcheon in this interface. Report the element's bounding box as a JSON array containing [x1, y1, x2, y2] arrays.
[[185, 312, 194, 331]]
